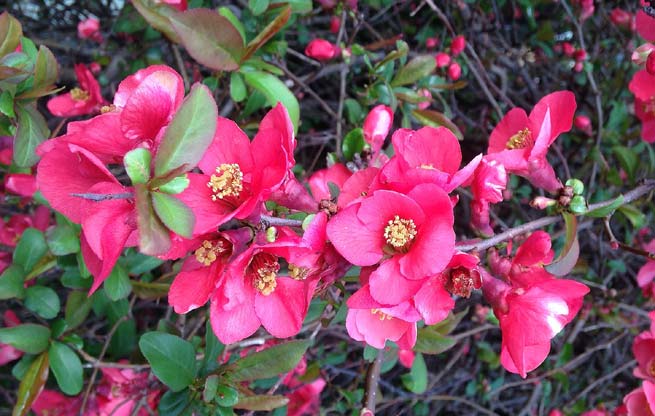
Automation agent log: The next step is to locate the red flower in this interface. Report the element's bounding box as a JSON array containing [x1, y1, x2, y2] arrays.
[[305, 39, 339, 61], [637, 10, 655, 42], [47, 64, 106, 117], [632, 311, 655, 381], [179, 104, 295, 235], [425, 37, 439, 49], [31, 390, 81, 416], [447, 62, 462, 81], [346, 284, 420, 349], [379, 126, 482, 194], [308, 163, 352, 202], [487, 91, 576, 192], [610, 9, 632, 29], [482, 233, 589, 378], [77, 17, 102, 42], [210, 229, 317, 343], [629, 70, 655, 142], [435, 52, 451, 68], [286, 378, 326, 416], [623, 381, 655, 416], [0, 311, 22, 366], [637, 240, 655, 298], [467, 157, 507, 235]]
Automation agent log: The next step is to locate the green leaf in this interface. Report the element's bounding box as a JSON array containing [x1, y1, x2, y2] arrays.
[[411, 109, 463, 141], [154, 83, 218, 177], [64, 291, 93, 330], [104, 264, 132, 301], [139, 331, 196, 392], [135, 184, 171, 256], [46, 223, 80, 256], [18, 45, 59, 99], [280, 0, 312, 13], [202, 320, 224, 374], [12, 352, 48, 416], [545, 212, 579, 277], [249, 0, 270, 15], [131, 280, 170, 300], [151, 192, 195, 238], [414, 329, 456, 355], [400, 353, 427, 394], [228, 340, 310, 382], [230, 72, 247, 102], [131, 0, 182, 43], [0, 264, 25, 299], [612, 145, 638, 180], [342, 128, 365, 160], [170, 8, 245, 71], [234, 395, 289, 411], [391, 55, 437, 87], [431, 308, 468, 335], [585, 195, 624, 218], [218, 7, 246, 42], [215, 384, 239, 407], [242, 70, 299, 132], [0, 12, 23, 58], [0, 90, 14, 118], [203, 375, 219, 402], [158, 389, 193, 416], [13, 104, 49, 168], [48, 342, 83, 395], [618, 203, 646, 228], [124, 148, 152, 185], [157, 174, 190, 195], [25, 286, 60, 319], [242, 6, 291, 61], [0, 324, 50, 354], [14, 228, 48, 273]]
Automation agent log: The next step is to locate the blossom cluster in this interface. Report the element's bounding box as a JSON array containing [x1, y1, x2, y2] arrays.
[[35, 61, 591, 381]]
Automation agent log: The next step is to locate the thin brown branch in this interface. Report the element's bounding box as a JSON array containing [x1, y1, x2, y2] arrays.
[[363, 349, 384, 413]]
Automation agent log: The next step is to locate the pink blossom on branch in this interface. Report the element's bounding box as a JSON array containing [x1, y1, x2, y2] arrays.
[[362, 104, 394, 153], [47, 64, 106, 117], [305, 39, 340, 62], [77, 17, 102, 42]]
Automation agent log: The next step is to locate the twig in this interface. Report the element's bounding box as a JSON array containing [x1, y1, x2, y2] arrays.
[[363, 349, 384, 413], [457, 179, 655, 252], [425, 395, 501, 416], [604, 217, 655, 260], [260, 214, 304, 228], [564, 359, 635, 409], [71, 192, 133, 201]]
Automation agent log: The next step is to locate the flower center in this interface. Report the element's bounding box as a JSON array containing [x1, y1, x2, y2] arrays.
[[207, 163, 243, 201], [371, 309, 393, 321], [648, 358, 655, 378], [420, 163, 435, 170], [194, 239, 229, 266], [70, 87, 90, 101], [506, 128, 533, 149], [644, 97, 655, 116], [100, 104, 116, 113], [443, 267, 482, 298], [289, 264, 309, 280], [384, 215, 417, 251], [250, 253, 280, 296]]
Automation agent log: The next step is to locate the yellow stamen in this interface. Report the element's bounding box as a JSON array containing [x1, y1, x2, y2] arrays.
[[506, 128, 533, 149], [371, 309, 393, 321], [644, 98, 655, 116], [100, 104, 116, 113], [384, 215, 417, 250], [648, 358, 655, 378], [194, 240, 228, 266], [420, 163, 435, 170], [207, 163, 243, 201], [289, 264, 309, 280], [70, 87, 90, 101], [251, 254, 280, 296]]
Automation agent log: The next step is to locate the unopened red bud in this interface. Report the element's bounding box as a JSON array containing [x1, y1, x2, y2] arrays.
[[562, 42, 575, 57], [305, 39, 339, 62], [435, 52, 451, 68], [530, 196, 556, 210], [632, 43, 655, 65], [329, 16, 340, 34], [610, 8, 632, 28], [448, 62, 462, 81], [574, 115, 591, 131], [426, 37, 439, 49], [573, 61, 584, 72], [573, 48, 587, 62], [450, 35, 466, 56], [610, 241, 619, 250]]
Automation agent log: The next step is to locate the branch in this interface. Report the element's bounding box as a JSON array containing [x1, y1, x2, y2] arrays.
[[456, 179, 655, 252], [260, 214, 304, 228], [71, 192, 133, 201], [363, 349, 384, 414]]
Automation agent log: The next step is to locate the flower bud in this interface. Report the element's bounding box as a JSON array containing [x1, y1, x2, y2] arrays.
[[78, 17, 103, 43], [573, 48, 587, 62], [530, 196, 556, 210], [329, 16, 340, 34], [573, 61, 584, 72], [265, 226, 278, 243], [561, 42, 575, 57], [573, 115, 591, 135], [450, 35, 466, 56], [425, 37, 439, 49], [362, 105, 394, 152], [632, 43, 655, 65], [447, 62, 462, 81], [435, 52, 451, 68], [417, 88, 431, 110], [610, 8, 632, 29], [305, 39, 339, 62]]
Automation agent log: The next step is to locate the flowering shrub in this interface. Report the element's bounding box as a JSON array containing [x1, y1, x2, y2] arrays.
[[1, 2, 655, 415]]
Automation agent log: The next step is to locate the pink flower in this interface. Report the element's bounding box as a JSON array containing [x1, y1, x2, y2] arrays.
[[4, 173, 37, 197], [210, 229, 317, 343], [31, 390, 81, 416], [481, 233, 589, 378], [447, 62, 461, 81], [330, 16, 340, 34], [305, 39, 339, 61], [362, 104, 394, 153], [573, 0, 594, 20], [629, 70, 655, 142], [435, 52, 451, 68], [179, 104, 295, 235], [637, 10, 655, 42], [425, 37, 439, 49], [610, 9, 632, 29], [487, 91, 576, 192], [648, 52, 655, 76], [561, 42, 575, 57], [286, 378, 326, 416], [398, 349, 415, 368], [632, 43, 655, 66], [47, 64, 106, 117], [0, 311, 22, 366], [632, 311, 655, 381], [450, 35, 466, 56], [78, 17, 103, 42], [623, 381, 655, 416], [345, 284, 420, 349], [417, 88, 431, 110], [467, 157, 507, 235], [379, 126, 482, 194]]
